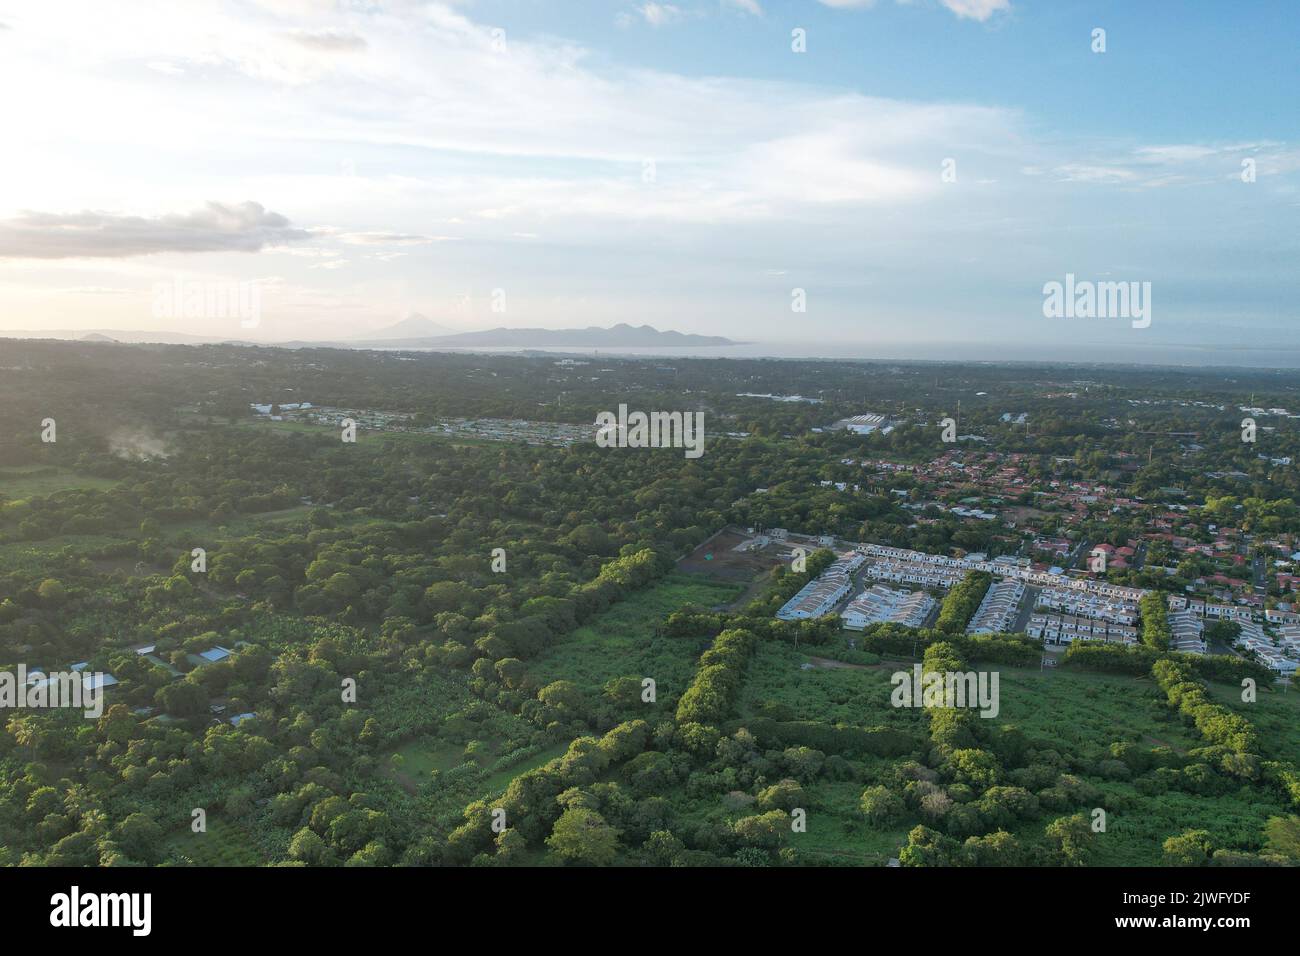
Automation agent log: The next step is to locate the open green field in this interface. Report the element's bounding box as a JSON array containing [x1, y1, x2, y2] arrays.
[[0, 465, 120, 500], [387, 738, 472, 784], [739, 640, 926, 734], [1062, 778, 1287, 866], [383, 734, 572, 815], [164, 817, 263, 866], [663, 773, 912, 867], [1205, 678, 1300, 760], [236, 419, 337, 436], [239, 418, 501, 450], [993, 665, 1199, 758], [481, 741, 573, 795], [162, 504, 316, 539], [728, 649, 1278, 865], [527, 573, 742, 702], [0, 506, 313, 575], [0, 534, 131, 572], [786, 779, 911, 866]]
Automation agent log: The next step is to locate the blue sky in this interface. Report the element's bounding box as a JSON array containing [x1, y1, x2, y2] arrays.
[[503, 1, 1298, 143], [0, 0, 1296, 360]]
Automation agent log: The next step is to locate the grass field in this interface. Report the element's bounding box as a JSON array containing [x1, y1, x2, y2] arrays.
[[162, 503, 316, 540], [1066, 778, 1286, 866], [730, 650, 1281, 865], [527, 573, 743, 703], [384, 734, 573, 823], [237, 419, 337, 436], [388, 738, 472, 780], [165, 817, 262, 866], [0, 465, 120, 500], [480, 741, 573, 795], [0, 534, 130, 572], [1204, 677, 1300, 760], [790, 779, 911, 866], [993, 665, 1200, 758], [239, 418, 501, 450], [739, 640, 927, 733]]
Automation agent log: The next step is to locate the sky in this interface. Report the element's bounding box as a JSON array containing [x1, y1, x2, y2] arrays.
[[0, 0, 1296, 361]]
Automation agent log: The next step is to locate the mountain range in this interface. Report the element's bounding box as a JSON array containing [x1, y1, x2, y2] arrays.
[[346, 323, 737, 349], [0, 322, 739, 350]]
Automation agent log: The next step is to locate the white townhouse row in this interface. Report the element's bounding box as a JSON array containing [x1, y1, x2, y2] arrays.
[[1242, 642, 1298, 675], [1168, 595, 1261, 624], [966, 580, 1026, 635], [852, 542, 1146, 604], [775, 552, 865, 621], [1266, 608, 1300, 627], [856, 544, 971, 570], [1236, 634, 1273, 655], [1026, 612, 1138, 646], [1233, 624, 1299, 674], [841, 584, 936, 631], [1276, 624, 1300, 652], [1234, 619, 1270, 644], [865, 559, 966, 590], [1169, 608, 1207, 655], [1275, 637, 1300, 663], [1037, 587, 1138, 625]]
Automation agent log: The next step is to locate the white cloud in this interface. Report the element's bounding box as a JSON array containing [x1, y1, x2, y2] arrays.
[[336, 232, 454, 246], [1133, 145, 1220, 164], [818, 0, 1010, 19], [1050, 164, 1138, 184], [636, 3, 685, 28], [0, 0, 1287, 344], [939, 0, 1010, 20], [285, 30, 367, 52]]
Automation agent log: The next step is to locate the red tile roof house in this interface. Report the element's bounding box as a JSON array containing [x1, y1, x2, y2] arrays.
[[1207, 574, 1249, 589]]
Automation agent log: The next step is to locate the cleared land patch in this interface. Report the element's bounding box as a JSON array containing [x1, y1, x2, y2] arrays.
[[527, 573, 742, 702]]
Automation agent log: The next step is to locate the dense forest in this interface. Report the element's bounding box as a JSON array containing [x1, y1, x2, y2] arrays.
[[0, 341, 1297, 867]]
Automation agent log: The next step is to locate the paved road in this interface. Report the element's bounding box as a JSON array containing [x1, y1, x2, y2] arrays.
[[1132, 541, 1148, 571], [1010, 586, 1039, 634], [1061, 539, 1091, 571]]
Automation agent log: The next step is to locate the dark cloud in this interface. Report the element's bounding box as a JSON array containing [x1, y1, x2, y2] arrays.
[[0, 202, 310, 259]]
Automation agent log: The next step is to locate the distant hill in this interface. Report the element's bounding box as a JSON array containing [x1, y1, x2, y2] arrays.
[[360, 314, 457, 340], [0, 328, 230, 345], [351, 323, 738, 349], [0, 323, 739, 351]]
